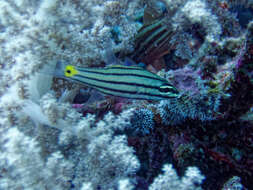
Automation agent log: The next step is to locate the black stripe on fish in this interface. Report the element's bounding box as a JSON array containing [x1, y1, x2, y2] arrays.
[[76, 68, 167, 82]]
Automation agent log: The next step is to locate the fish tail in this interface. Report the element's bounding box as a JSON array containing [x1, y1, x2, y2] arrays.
[[54, 61, 67, 78], [37, 62, 56, 76], [37, 61, 67, 78]]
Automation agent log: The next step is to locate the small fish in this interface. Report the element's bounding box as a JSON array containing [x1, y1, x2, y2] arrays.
[[132, 8, 174, 64], [55, 62, 179, 100]]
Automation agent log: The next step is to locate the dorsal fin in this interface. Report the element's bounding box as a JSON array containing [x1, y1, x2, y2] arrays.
[[124, 57, 146, 68], [123, 57, 138, 66]]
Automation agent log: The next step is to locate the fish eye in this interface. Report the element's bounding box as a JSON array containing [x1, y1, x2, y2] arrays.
[[64, 65, 78, 77]]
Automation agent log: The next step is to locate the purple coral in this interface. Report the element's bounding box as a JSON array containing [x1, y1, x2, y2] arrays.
[[167, 66, 201, 96]]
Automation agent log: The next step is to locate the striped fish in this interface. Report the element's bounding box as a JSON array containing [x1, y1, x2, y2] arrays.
[[131, 15, 174, 65], [55, 62, 179, 100]]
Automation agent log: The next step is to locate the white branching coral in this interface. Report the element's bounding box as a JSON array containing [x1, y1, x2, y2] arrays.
[[180, 0, 221, 42], [0, 106, 139, 189], [149, 164, 205, 190], [74, 134, 140, 189], [118, 179, 135, 190], [57, 107, 139, 189], [167, 0, 221, 42], [0, 128, 74, 190]]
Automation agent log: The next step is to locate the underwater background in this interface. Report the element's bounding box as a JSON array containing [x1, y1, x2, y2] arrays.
[[0, 0, 253, 189]]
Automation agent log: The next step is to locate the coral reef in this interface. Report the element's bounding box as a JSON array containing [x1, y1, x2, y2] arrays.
[[0, 0, 253, 190], [0, 128, 73, 190], [222, 176, 244, 190], [129, 108, 155, 135], [0, 0, 143, 189], [149, 164, 205, 190]]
